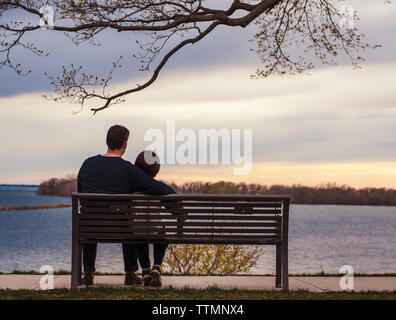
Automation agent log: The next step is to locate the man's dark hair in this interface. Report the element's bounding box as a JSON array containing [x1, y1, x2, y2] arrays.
[[135, 150, 160, 178], [106, 125, 130, 150]]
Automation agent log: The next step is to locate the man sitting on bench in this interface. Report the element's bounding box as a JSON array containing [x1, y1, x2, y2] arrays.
[[77, 124, 176, 286]]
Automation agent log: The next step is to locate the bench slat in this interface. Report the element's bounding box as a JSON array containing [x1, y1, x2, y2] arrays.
[[80, 239, 280, 245], [81, 201, 282, 208], [159, 201, 282, 208], [79, 221, 281, 227], [77, 193, 289, 201], [80, 227, 280, 234], [79, 214, 281, 221], [80, 207, 281, 214], [79, 233, 279, 240]]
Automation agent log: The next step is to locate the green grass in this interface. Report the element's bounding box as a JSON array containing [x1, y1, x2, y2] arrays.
[[0, 286, 396, 300]]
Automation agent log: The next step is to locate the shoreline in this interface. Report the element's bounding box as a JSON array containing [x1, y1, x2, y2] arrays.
[[1, 270, 395, 277], [0, 203, 72, 211]]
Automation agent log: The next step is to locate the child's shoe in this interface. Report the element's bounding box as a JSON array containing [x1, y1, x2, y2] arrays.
[[150, 265, 162, 288], [142, 268, 152, 287]]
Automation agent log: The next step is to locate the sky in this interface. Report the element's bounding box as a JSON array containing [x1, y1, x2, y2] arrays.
[[1, 0, 396, 188]]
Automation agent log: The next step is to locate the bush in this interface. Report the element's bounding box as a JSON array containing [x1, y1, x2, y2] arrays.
[[163, 244, 263, 275]]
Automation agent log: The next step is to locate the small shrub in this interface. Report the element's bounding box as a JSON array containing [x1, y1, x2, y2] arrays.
[[163, 244, 263, 275]]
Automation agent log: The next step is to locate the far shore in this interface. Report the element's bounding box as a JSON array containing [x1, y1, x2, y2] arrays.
[[0, 203, 72, 211]]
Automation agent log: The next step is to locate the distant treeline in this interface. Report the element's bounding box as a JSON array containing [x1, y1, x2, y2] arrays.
[[37, 177, 396, 206], [36, 177, 77, 197]]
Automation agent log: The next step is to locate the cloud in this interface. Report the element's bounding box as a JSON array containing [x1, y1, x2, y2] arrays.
[[0, 61, 395, 185]]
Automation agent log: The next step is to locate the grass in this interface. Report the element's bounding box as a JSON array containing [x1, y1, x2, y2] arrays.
[[0, 286, 396, 300]]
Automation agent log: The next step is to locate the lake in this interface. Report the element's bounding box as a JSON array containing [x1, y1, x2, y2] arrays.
[[0, 185, 395, 274]]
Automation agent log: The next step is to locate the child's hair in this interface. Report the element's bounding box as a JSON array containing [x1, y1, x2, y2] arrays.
[[135, 150, 160, 177]]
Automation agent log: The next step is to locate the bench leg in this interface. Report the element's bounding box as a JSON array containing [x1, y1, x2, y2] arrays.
[[281, 242, 289, 291], [77, 245, 82, 284], [275, 244, 282, 288], [71, 198, 81, 289], [71, 241, 80, 289]]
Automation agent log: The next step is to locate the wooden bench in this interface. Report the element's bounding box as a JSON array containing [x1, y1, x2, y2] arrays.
[[71, 193, 290, 290]]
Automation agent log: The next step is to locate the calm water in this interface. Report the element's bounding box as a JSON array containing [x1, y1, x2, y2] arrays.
[[0, 186, 395, 274]]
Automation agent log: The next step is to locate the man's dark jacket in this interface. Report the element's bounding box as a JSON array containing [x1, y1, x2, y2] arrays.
[[77, 155, 175, 195]]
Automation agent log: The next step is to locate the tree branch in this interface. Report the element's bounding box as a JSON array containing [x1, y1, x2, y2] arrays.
[[0, 0, 380, 113]]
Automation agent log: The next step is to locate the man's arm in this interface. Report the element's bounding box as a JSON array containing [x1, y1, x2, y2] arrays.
[[129, 164, 186, 219], [129, 164, 176, 195]]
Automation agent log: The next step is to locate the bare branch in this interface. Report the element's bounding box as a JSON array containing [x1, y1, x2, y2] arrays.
[[0, 0, 383, 114]]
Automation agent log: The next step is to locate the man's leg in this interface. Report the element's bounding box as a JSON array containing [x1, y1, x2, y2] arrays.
[[122, 243, 139, 272], [134, 243, 151, 286], [83, 243, 97, 272], [82, 243, 97, 285], [122, 243, 143, 285], [134, 243, 151, 269]]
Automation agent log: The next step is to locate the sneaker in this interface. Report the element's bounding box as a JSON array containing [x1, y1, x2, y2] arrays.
[[125, 272, 143, 286], [150, 266, 162, 288], [142, 268, 152, 287], [82, 272, 94, 286]]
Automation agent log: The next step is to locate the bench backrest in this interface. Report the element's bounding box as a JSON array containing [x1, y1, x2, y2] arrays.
[[72, 193, 290, 245]]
